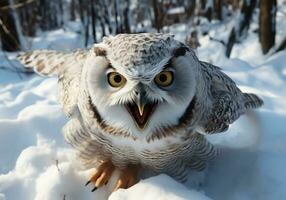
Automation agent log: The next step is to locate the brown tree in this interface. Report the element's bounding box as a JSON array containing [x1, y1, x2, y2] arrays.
[[214, 0, 222, 20], [259, 0, 277, 54]]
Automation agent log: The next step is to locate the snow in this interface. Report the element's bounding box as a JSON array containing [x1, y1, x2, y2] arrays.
[[167, 7, 185, 15], [1, 7, 286, 200], [109, 175, 212, 200]]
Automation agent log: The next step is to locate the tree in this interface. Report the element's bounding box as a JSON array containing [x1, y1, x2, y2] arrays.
[[186, 0, 196, 18], [225, 0, 257, 57], [122, 0, 131, 33], [197, 0, 213, 21], [214, 0, 222, 20], [259, 0, 277, 54], [0, 0, 21, 51], [152, 0, 165, 32]]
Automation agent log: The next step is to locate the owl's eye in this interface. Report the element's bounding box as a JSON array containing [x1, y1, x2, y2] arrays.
[[155, 71, 174, 87], [107, 72, 126, 88]]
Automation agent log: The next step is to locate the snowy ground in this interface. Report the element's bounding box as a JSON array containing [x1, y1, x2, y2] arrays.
[[1, 10, 286, 200]]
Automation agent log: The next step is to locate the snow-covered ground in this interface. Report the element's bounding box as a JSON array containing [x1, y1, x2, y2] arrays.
[[1, 8, 286, 200]]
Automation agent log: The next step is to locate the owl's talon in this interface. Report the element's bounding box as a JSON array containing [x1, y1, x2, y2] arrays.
[[113, 165, 139, 192], [91, 187, 97, 192], [85, 180, 91, 186], [87, 160, 115, 191]]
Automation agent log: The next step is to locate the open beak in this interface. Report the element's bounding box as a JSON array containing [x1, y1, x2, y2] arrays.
[[125, 93, 157, 130]]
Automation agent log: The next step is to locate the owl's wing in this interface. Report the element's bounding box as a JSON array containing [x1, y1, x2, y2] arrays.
[[17, 49, 88, 116], [200, 61, 263, 134]]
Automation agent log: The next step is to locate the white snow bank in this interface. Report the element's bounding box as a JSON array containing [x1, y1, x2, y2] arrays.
[[0, 135, 96, 200], [110, 175, 212, 200]]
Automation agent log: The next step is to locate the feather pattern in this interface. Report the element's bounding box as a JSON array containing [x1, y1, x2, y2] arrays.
[[18, 49, 88, 115], [200, 61, 263, 134]]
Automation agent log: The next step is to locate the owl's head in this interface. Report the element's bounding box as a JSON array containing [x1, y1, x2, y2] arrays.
[[83, 33, 202, 138]]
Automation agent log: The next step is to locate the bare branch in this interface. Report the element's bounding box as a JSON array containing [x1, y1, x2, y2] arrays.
[[0, 0, 37, 10]]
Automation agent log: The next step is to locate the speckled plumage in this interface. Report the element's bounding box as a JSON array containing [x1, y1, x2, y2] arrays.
[[17, 33, 263, 182]]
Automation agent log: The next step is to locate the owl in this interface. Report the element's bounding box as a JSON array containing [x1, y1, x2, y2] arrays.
[[17, 33, 263, 192]]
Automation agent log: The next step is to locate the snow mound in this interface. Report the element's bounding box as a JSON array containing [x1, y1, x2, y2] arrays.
[[110, 175, 212, 200]]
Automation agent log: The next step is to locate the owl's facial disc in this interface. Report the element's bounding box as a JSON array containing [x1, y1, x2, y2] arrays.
[[125, 92, 158, 130]]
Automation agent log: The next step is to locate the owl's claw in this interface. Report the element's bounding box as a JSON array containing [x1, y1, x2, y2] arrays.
[[91, 186, 97, 192], [86, 161, 115, 190], [86, 162, 139, 192], [85, 180, 91, 186], [113, 165, 139, 192]]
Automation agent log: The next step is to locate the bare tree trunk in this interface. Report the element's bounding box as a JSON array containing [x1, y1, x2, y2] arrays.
[[186, 0, 196, 18], [152, 0, 164, 32], [239, 0, 257, 36], [100, 19, 106, 37], [198, 0, 213, 21], [84, 0, 90, 47], [114, 0, 119, 33], [225, 0, 256, 57], [259, 0, 277, 54], [9, 0, 27, 50], [0, 0, 20, 51], [214, 0, 222, 20], [70, 0, 76, 21], [58, 0, 64, 27], [123, 0, 131, 33], [225, 28, 235, 57], [152, 0, 159, 31], [101, 0, 112, 34], [78, 0, 84, 23], [18, 0, 37, 37], [90, 0, 97, 42], [205, 1, 213, 21]]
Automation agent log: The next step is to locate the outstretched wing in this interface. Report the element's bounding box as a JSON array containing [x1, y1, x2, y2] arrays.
[[200, 61, 263, 134], [17, 49, 89, 116], [17, 49, 87, 76]]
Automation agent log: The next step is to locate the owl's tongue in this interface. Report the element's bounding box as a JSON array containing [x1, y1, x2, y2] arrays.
[[125, 101, 157, 130]]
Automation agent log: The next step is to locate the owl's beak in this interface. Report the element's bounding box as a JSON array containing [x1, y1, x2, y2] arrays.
[[125, 92, 157, 130], [136, 93, 146, 116]]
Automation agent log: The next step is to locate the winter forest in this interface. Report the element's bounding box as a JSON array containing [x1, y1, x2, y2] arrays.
[[0, 0, 283, 54], [0, 0, 286, 200]]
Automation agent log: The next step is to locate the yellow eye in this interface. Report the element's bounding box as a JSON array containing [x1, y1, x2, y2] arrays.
[[107, 72, 126, 88], [155, 71, 174, 87]]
